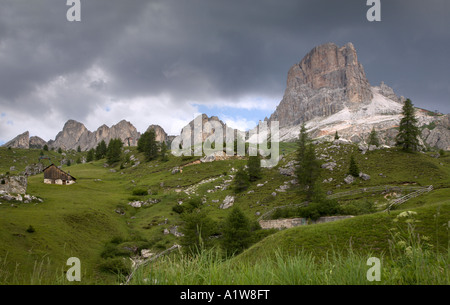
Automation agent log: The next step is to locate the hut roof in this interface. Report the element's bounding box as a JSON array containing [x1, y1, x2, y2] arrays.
[[43, 164, 77, 181]]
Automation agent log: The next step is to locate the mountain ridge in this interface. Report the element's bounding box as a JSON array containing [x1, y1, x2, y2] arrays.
[[2, 42, 449, 151]]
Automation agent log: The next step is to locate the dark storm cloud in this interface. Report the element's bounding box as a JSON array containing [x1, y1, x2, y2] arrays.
[[0, 0, 449, 143]]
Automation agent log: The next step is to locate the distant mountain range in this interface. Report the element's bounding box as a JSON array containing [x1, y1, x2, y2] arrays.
[[3, 43, 449, 151]]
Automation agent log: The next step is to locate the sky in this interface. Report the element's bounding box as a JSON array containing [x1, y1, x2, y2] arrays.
[[0, 0, 449, 145]]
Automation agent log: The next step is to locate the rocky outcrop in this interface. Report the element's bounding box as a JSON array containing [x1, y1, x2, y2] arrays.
[[48, 120, 90, 151], [3, 131, 30, 149], [47, 119, 140, 151], [29, 136, 47, 149], [421, 114, 450, 150], [269, 43, 373, 128], [0, 176, 27, 194], [93, 120, 139, 148], [178, 114, 240, 147], [146, 125, 168, 143]]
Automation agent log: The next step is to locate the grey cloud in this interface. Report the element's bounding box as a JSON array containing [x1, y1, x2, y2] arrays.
[[0, 0, 449, 143]]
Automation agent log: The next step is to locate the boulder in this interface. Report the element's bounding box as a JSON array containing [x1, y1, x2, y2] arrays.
[[321, 162, 337, 171], [344, 175, 355, 184], [359, 173, 371, 181], [220, 196, 234, 209]]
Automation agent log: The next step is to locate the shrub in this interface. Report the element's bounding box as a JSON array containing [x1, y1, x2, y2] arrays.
[[1, 179, 5, 185], [132, 188, 148, 196], [172, 205, 184, 214], [98, 258, 131, 276], [26, 225, 35, 233]]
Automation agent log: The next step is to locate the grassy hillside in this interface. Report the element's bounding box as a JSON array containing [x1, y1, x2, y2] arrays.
[[0, 142, 449, 284]]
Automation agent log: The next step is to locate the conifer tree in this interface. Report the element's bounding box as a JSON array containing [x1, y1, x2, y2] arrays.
[[86, 148, 95, 162], [138, 130, 158, 161], [396, 99, 421, 152], [295, 125, 321, 200], [180, 211, 215, 253], [233, 167, 250, 193], [95, 140, 107, 160], [160, 141, 168, 162], [348, 155, 360, 178], [334, 131, 340, 140], [247, 154, 262, 182], [221, 207, 252, 256], [106, 138, 123, 164], [368, 127, 380, 147]]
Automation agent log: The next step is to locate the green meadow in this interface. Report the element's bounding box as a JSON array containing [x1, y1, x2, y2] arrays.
[[0, 143, 449, 285]]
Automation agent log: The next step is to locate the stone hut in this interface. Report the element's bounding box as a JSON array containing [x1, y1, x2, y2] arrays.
[[43, 164, 77, 185]]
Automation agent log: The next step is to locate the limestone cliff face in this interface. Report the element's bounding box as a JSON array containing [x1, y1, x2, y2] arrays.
[[29, 136, 47, 149], [49, 120, 90, 151], [269, 43, 373, 127], [48, 119, 139, 151], [3, 131, 30, 149], [146, 125, 169, 143], [179, 114, 239, 146], [421, 114, 450, 150]]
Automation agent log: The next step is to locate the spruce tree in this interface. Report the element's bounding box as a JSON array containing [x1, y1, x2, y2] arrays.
[[295, 125, 321, 201], [160, 141, 168, 162], [95, 140, 107, 160], [233, 167, 250, 193], [334, 131, 340, 140], [247, 155, 262, 182], [180, 211, 215, 253], [138, 130, 158, 161], [348, 155, 360, 177], [77, 145, 81, 153], [396, 99, 421, 152], [368, 127, 380, 147], [106, 139, 123, 164], [221, 207, 252, 256], [86, 148, 95, 162]]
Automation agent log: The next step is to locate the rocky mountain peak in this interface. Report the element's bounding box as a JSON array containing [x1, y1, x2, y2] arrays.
[[270, 42, 373, 127], [3, 131, 30, 149], [147, 125, 169, 143]]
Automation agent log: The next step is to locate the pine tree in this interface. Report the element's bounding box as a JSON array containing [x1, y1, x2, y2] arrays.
[[58, 147, 62, 154], [160, 141, 168, 162], [95, 140, 107, 160], [247, 155, 262, 182], [348, 155, 360, 177], [334, 131, 340, 140], [43, 144, 48, 151], [295, 125, 321, 201], [233, 167, 250, 193], [221, 207, 252, 256], [396, 99, 421, 152], [86, 148, 95, 162], [138, 130, 159, 161], [368, 127, 380, 147], [77, 145, 81, 153], [106, 139, 123, 164], [180, 211, 216, 253]]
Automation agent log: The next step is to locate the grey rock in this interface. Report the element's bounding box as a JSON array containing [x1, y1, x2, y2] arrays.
[[321, 162, 337, 171], [269, 43, 373, 128], [2, 131, 30, 149], [220, 196, 235, 209], [344, 175, 355, 184], [359, 173, 371, 181]]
